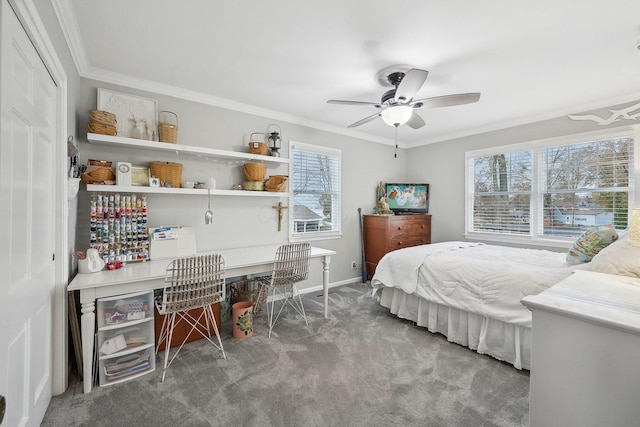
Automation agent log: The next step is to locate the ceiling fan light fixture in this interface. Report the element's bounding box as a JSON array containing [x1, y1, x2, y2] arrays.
[[381, 105, 412, 127]]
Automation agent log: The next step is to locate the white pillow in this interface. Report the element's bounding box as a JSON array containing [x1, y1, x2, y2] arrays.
[[628, 209, 640, 246], [566, 224, 618, 265], [587, 231, 640, 278]]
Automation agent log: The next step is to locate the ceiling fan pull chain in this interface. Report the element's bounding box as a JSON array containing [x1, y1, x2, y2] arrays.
[[394, 125, 398, 158]]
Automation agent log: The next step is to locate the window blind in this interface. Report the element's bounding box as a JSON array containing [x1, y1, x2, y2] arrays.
[[539, 136, 632, 236], [467, 130, 635, 241], [470, 150, 532, 235], [290, 142, 341, 238]]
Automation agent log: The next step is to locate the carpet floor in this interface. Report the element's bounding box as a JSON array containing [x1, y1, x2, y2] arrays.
[[43, 283, 530, 427]]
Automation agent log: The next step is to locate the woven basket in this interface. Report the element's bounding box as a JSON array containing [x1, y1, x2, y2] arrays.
[[231, 279, 265, 314], [265, 175, 288, 192], [81, 166, 115, 184], [81, 174, 101, 185], [158, 111, 178, 143], [88, 109, 117, 126], [243, 163, 267, 181], [248, 132, 268, 155], [88, 121, 117, 136], [150, 161, 183, 188], [88, 159, 112, 167], [248, 142, 268, 155]]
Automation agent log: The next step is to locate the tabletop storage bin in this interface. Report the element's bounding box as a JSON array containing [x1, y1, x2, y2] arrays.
[[97, 290, 155, 386]]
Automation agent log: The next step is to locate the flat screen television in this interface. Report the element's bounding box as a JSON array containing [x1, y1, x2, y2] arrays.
[[385, 183, 429, 214]]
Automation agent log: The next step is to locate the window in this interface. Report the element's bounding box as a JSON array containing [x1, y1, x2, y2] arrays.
[[466, 128, 636, 243], [290, 141, 341, 240]]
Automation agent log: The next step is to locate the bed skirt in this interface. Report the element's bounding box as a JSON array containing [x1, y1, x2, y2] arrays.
[[378, 287, 531, 370]]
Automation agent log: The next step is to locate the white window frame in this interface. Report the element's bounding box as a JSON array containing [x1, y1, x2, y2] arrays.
[[289, 141, 342, 242], [465, 126, 639, 248]]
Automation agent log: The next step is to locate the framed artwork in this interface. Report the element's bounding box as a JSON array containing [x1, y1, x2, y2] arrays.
[[97, 88, 158, 139], [131, 166, 150, 186]]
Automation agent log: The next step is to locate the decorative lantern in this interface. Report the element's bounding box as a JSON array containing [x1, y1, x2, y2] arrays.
[[267, 124, 282, 157]]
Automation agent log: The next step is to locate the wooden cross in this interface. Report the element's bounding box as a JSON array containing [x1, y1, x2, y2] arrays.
[[272, 202, 288, 231]]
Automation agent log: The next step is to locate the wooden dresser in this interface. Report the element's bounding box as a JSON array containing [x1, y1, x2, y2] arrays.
[[154, 303, 221, 351], [363, 214, 431, 278]]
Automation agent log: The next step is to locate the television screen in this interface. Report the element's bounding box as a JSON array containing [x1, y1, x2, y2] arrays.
[[385, 183, 429, 214]]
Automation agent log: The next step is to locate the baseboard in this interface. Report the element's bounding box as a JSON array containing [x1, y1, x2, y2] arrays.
[[299, 276, 364, 296]]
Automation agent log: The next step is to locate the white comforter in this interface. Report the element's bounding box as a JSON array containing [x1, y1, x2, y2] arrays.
[[371, 242, 583, 327]]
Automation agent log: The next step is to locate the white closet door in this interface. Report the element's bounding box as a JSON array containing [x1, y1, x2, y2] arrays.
[[0, 0, 57, 425]]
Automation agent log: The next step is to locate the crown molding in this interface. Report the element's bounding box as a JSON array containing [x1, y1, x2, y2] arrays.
[[406, 91, 640, 148], [50, 1, 640, 152], [51, 1, 399, 148], [86, 66, 399, 147], [51, 0, 89, 75]]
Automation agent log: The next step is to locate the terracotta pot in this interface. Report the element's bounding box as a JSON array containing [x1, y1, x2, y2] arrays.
[[232, 301, 254, 339]]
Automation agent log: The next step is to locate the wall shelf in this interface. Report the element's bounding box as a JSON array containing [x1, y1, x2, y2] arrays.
[[86, 133, 290, 165], [85, 133, 289, 197], [86, 184, 288, 197]]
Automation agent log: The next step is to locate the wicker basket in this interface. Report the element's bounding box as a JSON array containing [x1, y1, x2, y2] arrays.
[[150, 161, 183, 188], [158, 111, 178, 143], [231, 279, 265, 314], [88, 121, 117, 136], [88, 109, 117, 126], [265, 175, 288, 192], [81, 166, 115, 184], [88, 159, 112, 167], [248, 132, 268, 155], [243, 163, 267, 181]]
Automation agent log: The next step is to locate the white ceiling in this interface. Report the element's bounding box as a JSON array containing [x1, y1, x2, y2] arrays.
[[56, 0, 640, 147]]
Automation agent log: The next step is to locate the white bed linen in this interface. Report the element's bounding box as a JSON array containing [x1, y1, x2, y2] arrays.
[[379, 287, 532, 369], [372, 242, 584, 328]]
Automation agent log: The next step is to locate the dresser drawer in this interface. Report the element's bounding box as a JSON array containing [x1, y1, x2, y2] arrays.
[[390, 235, 429, 250], [389, 217, 430, 238]]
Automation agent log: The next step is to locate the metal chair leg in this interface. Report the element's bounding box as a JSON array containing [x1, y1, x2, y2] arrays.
[[292, 284, 309, 326], [161, 313, 177, 382]]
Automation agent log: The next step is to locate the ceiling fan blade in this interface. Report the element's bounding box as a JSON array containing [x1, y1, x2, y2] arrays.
[[327, 100, 381, 108], [406, 112, 426, 129], [410, 92, 481, 109], [394, 68, 428, 103], [347, 112, 381, 128]]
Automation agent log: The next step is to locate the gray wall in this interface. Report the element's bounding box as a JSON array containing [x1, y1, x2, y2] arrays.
[[406, 100, 640, 245], [74, 80, 408, 289]]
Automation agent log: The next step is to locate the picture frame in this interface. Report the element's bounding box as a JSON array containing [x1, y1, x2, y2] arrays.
[[97, 88, 158, 140], [131, 166, 150, 186], [148, 177, 160, 187]]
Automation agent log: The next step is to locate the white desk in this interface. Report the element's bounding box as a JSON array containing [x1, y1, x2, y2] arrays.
[[68, 245, 335, 393]]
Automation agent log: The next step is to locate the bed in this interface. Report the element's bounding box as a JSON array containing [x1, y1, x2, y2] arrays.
[[370, 241, 590, 369]]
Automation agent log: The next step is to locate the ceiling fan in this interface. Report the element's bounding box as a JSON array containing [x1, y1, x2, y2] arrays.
[[327, 65, 481, 129]]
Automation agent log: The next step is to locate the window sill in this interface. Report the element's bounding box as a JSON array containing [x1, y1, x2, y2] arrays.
[[290, 232, 342, 242], [464, 232, 574, 250]]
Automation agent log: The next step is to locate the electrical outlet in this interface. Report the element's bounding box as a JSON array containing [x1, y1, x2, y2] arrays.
[[351, 260, 357, 270]]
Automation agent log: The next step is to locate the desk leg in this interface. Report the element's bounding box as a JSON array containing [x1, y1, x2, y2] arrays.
[[80, 299, 95, 393], [322, 256, 331, 318]]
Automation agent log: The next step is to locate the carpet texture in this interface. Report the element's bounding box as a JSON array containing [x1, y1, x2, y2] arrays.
[[43, 283, 530, 426]]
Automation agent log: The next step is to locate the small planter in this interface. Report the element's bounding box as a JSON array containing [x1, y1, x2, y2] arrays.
[[232, 301, 254, 339]]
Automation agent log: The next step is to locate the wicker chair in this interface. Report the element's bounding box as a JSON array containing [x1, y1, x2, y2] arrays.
[[155, 254, 226, 382], [255, 243, 311, 338]]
